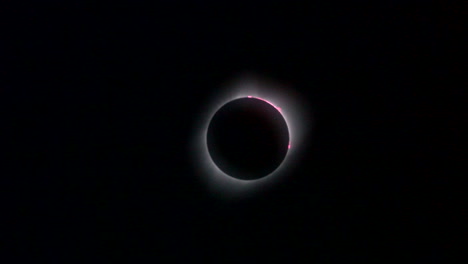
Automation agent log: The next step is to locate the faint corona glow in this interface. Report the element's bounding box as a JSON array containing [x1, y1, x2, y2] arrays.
[[190, 74, 313, 199]]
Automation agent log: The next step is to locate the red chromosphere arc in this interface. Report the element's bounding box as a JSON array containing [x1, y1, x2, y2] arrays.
[[247, 95, 291, 150], [247, 96, 281, 112]]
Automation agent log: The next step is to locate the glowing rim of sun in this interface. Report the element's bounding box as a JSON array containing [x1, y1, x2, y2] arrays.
[[247, 96, 291, 150], [191, 75, 312, 198]]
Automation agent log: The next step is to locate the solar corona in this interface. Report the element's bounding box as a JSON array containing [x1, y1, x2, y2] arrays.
[[191, 75, 312, 198], [206, 96, 290, 180]]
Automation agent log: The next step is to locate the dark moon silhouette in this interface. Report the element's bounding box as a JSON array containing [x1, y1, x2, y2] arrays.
[[207, 97, 290, 180]]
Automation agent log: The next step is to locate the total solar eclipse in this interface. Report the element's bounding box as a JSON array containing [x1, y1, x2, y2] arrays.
[[207, 97, 290, 180], [191, 75, 312, 198]]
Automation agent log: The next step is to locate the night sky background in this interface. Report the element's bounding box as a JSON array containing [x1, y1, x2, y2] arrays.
[[2, 1, 464, 262]]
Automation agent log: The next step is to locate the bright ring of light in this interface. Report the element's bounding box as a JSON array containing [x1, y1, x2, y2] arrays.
[[190, 74, 313, 199]]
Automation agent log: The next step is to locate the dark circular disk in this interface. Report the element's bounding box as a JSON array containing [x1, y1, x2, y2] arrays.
[[207, 97, 289, 180]]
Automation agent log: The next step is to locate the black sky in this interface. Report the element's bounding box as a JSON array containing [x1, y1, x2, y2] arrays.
[[2, 1, 464, 262]]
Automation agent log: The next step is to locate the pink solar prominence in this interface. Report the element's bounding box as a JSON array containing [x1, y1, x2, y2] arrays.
[[247, 96, 282, 112], [247, 95, 290, 150]]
